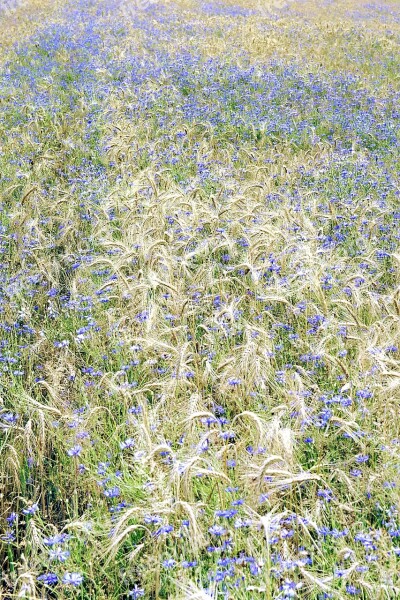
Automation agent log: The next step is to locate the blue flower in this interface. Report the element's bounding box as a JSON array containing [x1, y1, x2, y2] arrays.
[[43, 533, 70, 546], [209, 524, 227, 536], [182, 560, 197, 568], [67, 444, 82, 457], [144, 514, 163, 525], [135, 310, 149, 322], [346, 584, 360, 595], [22, 503, 39, 515], [1, 531, 16, 543], [62, 572, 83, 586], [162, 559, 176, 568], [215, 509, 238, 519], [129, 585, 145, 598], [120, 437, 135, 450], [280, 579, 301, 598], [37, 573, 58, 585], [153, 524, 174, 537], [103, 486, 120, 498], [6, 512, 17, 525], [49, 547, 70, 562]]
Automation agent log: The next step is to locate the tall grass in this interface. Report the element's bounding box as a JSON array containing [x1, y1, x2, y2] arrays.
[[1, 0, 400, 598]]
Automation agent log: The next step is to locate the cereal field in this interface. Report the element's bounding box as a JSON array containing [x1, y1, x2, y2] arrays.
[[1, 0, 400, 598]]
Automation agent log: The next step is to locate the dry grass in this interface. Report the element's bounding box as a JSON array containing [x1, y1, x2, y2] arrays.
[[0, 0, 400, 598]]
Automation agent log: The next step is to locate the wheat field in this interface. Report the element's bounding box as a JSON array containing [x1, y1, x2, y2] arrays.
[[0, 0, 400, 598]]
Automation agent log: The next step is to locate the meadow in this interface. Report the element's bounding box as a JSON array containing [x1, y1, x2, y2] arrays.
[[1, 0, 400, 598]]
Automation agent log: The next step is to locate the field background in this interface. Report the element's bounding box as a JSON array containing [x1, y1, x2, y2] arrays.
[[1, 0, 400, 598]]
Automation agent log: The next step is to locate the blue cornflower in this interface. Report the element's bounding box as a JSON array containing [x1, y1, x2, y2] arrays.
[[1, 412, 19, 425], [356, 454, 369, 463], [280, 579, 301, 598], [144, 514, 162, 524], [62, 572, 83, 586], [135, 310, 148, 322], [22, 503, 39, 515], [1, 531, 16, 543], [129, 585, 145, 598], [67, 444, 82, 457], [153, 525, 173, 537], [37, 573, 58, 585], [6, 512, 17, 525], [215, 509, 238, 519], [350, 469, 362, 477], [386, 345, 398, 353], [209, 524, 227, 536], [162, 559, 176, 568], [182, 560, 197, 568], [356, 389, 372, 399], [49, 547, 70, 562], [103, 486, 120, 498], [219, 430, 235, 440], [317, 489, 333, 502], [120, 437, 135, 450], [43, 533, 70, 546]]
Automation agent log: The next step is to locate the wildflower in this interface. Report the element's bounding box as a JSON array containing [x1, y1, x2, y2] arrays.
[[135, 310, 148, 322], [153, 524, 174, 536], [144, 514, 162, 524], [6, 512, 17, 525], [103, 486, 120, 498], [356, 454, 369, 464], [1, 531, 16, 543], [386, 345, 398, 353], [215, 509, 238, 519], [346, 585, 360, 595], [129, 585, 145, 598], [43, 533, 70, 546], [234, 518, 252, 528], [209, 524, 227, 536], [120, 437, 135, 450], [231, 499, 244, 506], [162, 559, 176, 568], [49, 547, 70, 562], [62, 572, 83, 586], [280, 579, 302, 598], [356, 389, 372, 400], [317, 489, 334, 502], [54, 339, 69, 348], [181, 519, 190, 527], [350, 469, 362, 477], [37, 573, 58, 585], [22, 503, 39, 515], [67, 445, 82, 457], [182, 560, 197, 568], [366, 554, 378, 562], [1, 412, 19, 425], [219, 430, 235, 440]]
